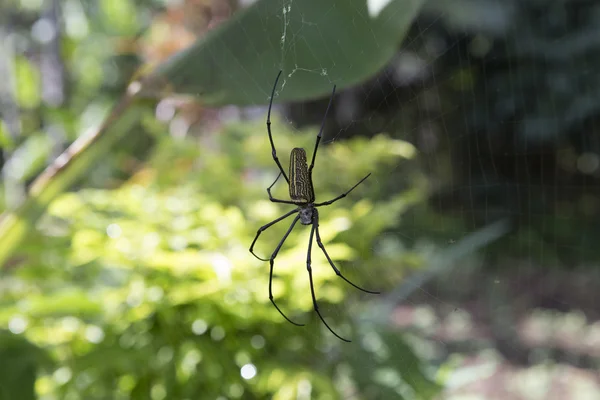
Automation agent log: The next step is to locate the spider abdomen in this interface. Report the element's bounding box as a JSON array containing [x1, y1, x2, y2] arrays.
[[289, 148, 315, 203]]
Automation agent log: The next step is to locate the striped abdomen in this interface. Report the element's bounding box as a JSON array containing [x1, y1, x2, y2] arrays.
[[289, 148, 314, 203]]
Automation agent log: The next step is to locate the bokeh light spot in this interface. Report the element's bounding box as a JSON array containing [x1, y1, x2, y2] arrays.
[[251, 335, 265, 349], [106, 223, 122, 238], [211, 326, 225, 341], [53, 367, 72, 385], [240, 363, 257, 380], [8, 316, 27, 334], [151, 383, 166, 400], [192, 319, 208, 335], [229, 383, 244, 398], [84, 325, 105, 343]]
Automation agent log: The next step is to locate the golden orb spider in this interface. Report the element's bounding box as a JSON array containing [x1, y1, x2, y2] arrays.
[[249, 71, 379, 342]]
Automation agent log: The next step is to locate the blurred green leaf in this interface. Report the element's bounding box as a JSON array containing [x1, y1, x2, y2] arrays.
[[344, 328, 441, 399], [0, 99, 142, 268], [0, 330, 53, 400], [1, 116, 436, 399], [141, 0, 425, 105], [26, 290, 102, 318], [100, 0, 139, 34], [13, 56, 41, 109], [0, 120, 15, 151], [6, 133, 52, 182]]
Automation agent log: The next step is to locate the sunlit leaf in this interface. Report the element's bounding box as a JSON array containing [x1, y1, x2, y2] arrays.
[[13, 56, 41, 109], [25, 290, 102, 318], [100, 0, 139, 34]]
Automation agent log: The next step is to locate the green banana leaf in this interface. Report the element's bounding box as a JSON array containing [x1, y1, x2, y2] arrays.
[[140, 0, 425, 105]]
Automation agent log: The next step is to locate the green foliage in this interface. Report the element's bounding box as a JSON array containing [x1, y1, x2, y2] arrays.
[[6, 133, 52, 182], [0, 0, 156, 264], [13, 56, 41, 109], [100, 0, 139, 35], [0, 1, 445, 398], [142, 0, 426, 105], [0, 0, 426, 269], [1, 119, 440, 399], [0, 330, 52, 400]]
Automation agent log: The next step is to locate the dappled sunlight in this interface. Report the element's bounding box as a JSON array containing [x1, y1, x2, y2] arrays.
[[5, 123, 422, 397], [0, 98, 432, 396]]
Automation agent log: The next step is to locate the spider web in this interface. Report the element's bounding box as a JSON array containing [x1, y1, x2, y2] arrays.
[[238, 0, 600, 398]]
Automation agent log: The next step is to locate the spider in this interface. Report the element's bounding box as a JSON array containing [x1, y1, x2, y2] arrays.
[[249, 71, 380, 342]]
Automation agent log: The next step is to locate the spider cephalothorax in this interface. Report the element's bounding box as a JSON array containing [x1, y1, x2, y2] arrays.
[[298, 206, 313, 225], [249, 70, 378, 342]]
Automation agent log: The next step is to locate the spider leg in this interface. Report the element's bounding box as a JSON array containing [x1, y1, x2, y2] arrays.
[[249, 206, 300, 261], [268, 215, 304, 326], [314, 211, 380, 294], [314, 173, 371, 207], [267, 70, 290, 185], [266, 172, 297, 205], [308, 83, 337, 175], [307, 221, 351, 342]]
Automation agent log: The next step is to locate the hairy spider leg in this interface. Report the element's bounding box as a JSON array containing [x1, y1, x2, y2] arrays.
[[307, 220, 351, 342], [314, 209, 380, 294], [268, 215, 304, 326], [249, 206, 299, 261], [314, 173, 372, 207], [267, 70, 290, 185]]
